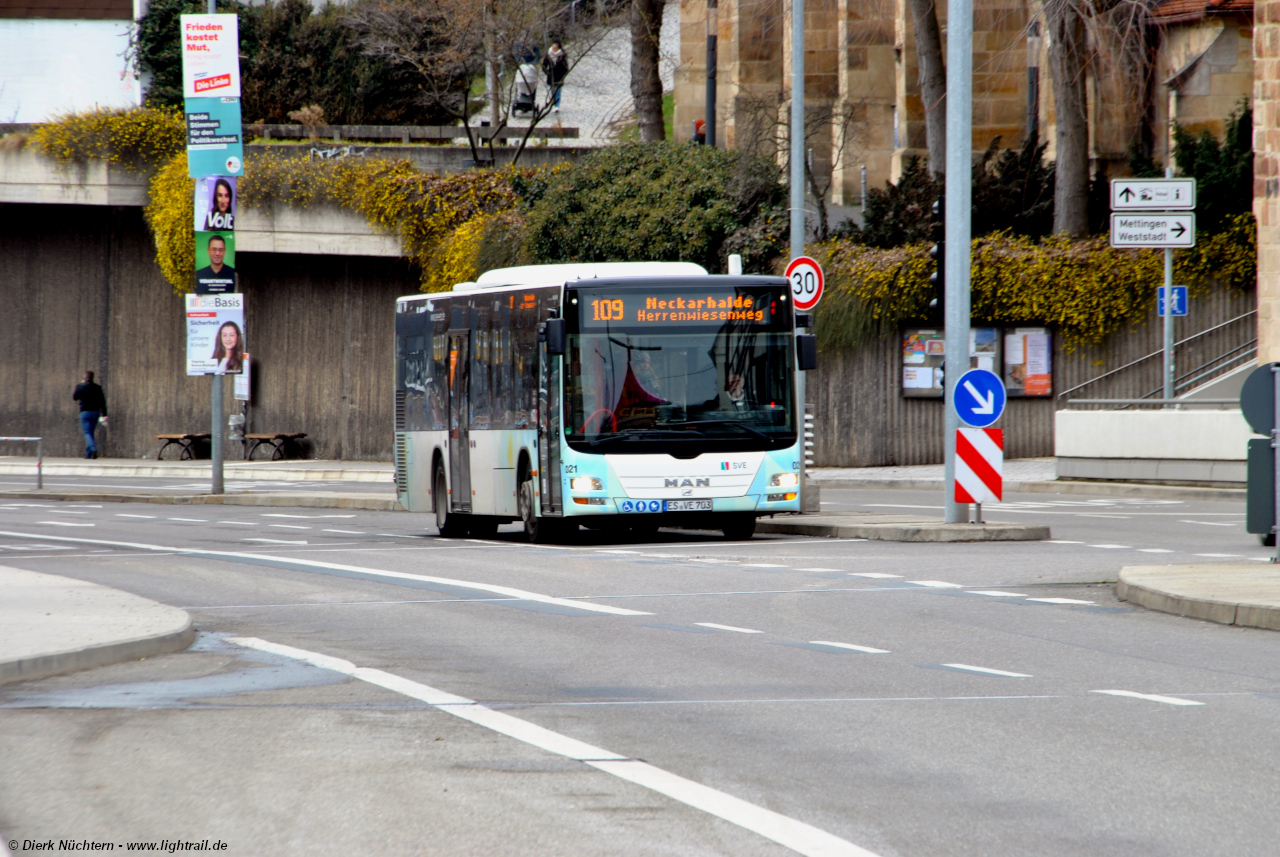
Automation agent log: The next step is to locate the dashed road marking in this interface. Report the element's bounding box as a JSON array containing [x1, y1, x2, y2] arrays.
[[809, 641, 889, 654], [908, 580, 964, 588], [269, 524, 311, 530], [1136, 548, 1173, 553], [1194, 553, 1242, 558], [244, 538, 308, 545], [936, 664, 1032, 678], [696, 623, 764, 634], [117, 514, 155, 519], [1087, 544, 1131, 549], [36, 521, 94, 527], [1026, 597, 1094, 605], [1091, 689, 1204, 706], [966, 590, 1028, 597], [323, 529, 365, 534], [742, 563, 788, 568], [167, 517, 207, 522], [1046, 540, 1083, 544]]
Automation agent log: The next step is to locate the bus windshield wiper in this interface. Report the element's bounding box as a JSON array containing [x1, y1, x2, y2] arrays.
[[661, 419, 770, 441], [584, 427, 699, 447]]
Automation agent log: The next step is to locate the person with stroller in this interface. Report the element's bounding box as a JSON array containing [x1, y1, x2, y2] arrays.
[[514, 46, 540, 116]]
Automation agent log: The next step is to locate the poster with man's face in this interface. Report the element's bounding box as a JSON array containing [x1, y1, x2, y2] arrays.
[[187, 293, 246, 375], [194, 176, 236, 232], [195, 230, 236, 294]]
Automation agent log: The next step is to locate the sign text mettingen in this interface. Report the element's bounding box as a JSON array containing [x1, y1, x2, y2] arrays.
[[1109, 213, 1196, 249]]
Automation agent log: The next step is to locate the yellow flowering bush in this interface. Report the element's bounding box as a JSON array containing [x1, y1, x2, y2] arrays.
[[144, 152, 195, 293], [29, 107, 184, 169], [814, 215, 1257, 349]]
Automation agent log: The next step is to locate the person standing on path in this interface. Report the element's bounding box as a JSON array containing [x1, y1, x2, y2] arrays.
[[72, 371, 107, 459], [543, 41, 569, 112]]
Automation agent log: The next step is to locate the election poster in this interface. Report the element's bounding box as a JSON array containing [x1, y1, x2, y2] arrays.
[[194, 231, 236, 294], [181, 14, 243, 178], [184, 97, 243, 178], [194, 175, 236, 232], [187, 293, 246, 375]]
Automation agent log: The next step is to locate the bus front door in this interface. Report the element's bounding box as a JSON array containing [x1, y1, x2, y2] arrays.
[[538, 337, 563, 515], [447, 332, 472, 512]]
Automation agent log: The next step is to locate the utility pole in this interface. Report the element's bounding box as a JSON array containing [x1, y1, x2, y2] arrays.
[[942, 0, 973, 524], [706, 0, 718, 147], [208, 0, 223, 496]]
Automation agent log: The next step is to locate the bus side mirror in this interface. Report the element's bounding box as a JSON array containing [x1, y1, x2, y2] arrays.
[[541, 318, 566, 355], [796, 334, 817, 371]]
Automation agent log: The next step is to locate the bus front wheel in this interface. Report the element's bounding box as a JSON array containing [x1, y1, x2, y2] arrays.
[[520, 476, 571, 543], [435, 466, 468, 538], [722, 515, 756, 541]]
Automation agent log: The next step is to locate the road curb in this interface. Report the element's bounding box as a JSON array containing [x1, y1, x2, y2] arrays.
[[0, 491, 404, 511], [0, 463, 391, 482], [811, 478, 1244, 502], [757, 518, 1049, 542], [0, 618, 195, 687], [1117, 565, 1280, 631]]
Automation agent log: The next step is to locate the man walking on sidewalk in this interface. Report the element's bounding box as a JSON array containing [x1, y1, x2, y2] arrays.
[[73, 371, 107, 459]]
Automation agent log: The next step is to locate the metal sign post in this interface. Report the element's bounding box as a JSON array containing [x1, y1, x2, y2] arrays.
[[790, 0, 807, 509], [942, 0, 974, 524]]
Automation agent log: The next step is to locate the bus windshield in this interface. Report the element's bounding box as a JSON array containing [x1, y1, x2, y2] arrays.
[[564, 283, 796, 454]]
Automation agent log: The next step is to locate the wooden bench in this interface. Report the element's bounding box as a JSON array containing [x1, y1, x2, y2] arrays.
[[155, 433, 211, 460], [243, 432, 307, 461]]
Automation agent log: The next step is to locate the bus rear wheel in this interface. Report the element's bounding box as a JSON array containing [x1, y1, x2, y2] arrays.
[[435, 466, 468, 538], [721, 515, 756, 541]]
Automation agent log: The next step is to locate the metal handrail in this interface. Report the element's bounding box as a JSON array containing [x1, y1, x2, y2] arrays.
[[1063, 398, 1238, 406], [1056, 309, 1257, 401], [1131, 339, 1258, 402], [0, 436, 43, 488]]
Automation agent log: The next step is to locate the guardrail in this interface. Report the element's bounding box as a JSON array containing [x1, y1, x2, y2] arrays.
[[0, 437, 42, 488]]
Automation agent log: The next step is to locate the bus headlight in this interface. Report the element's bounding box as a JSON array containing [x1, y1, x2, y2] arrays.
[[769, 472, 799, 488], [570, 477, 603, 491]]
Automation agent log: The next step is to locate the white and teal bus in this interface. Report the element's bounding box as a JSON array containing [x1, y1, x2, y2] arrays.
[[394, 262, 815, 542]]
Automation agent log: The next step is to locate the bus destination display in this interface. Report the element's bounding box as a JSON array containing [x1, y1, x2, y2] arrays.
[[578, 290, 774, 328]]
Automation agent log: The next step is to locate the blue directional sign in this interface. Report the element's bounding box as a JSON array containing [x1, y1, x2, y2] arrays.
[[954, 368, 1006, 428], [1158, 285, 1188, 317]]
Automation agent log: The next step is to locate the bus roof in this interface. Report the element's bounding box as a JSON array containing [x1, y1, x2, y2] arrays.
[[469, 262, 709, 289]]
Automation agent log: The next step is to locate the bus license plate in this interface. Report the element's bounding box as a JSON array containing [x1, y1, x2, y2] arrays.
[[664, 500, 712, 512]]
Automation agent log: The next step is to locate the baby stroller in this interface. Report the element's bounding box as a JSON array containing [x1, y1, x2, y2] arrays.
[[513, 62, 539, 116]]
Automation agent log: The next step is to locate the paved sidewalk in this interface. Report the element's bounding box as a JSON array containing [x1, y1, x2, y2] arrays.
[[1118, 564, 1280, 632], [0, 565, 194, 686], [0, 456, 393, 482]]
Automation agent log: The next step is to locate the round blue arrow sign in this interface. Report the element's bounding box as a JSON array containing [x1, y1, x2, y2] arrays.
[[954, 368, 1007, 428]]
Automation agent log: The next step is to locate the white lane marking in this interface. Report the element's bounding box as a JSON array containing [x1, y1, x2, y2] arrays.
[[695, 623, 764, 634], [117, 514, 156, 519], [1026, 597, 1094, 605], [809, 641, 889, 654], [228, 636, 879, 857], [1087, 544, 1131, 549], [1194, 553, 1242, 558], [743, 563, 788, 568], [217, 521, 258, 526], [244, 538, 308, 545], [1046, 540, 1083, 544], [262, 513, 358, 519], [966, 590, 1028, 598], [0, 529, 651, 616], [167, 517, 207, 522], [1091, 689, 1204, 707], [941, 664, 1032, 678], [48, 510, 88, 514], [269, 524, 311, 530], [323, 529, 366, 534], [36, 521, 95, 527], [1136, 548, 1173, 553], [848, 573, 901, 579], [908, 580, 964, 588], [863, 504, 944, 510], [1180, 520, 1240, 527]]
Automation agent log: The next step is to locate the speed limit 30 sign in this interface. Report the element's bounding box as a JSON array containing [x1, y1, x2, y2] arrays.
[[785, 256, 824, 311]]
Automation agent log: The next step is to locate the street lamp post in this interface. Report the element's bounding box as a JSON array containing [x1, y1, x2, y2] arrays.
[[706, 0, 718, 148]]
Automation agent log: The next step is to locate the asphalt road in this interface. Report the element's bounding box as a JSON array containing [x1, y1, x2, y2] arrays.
[[1, 488, 1276, 856]]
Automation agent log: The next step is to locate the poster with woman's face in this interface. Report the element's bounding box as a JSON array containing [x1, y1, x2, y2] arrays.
[[186, 293, 246, 375], [193, 176, 237, 232]]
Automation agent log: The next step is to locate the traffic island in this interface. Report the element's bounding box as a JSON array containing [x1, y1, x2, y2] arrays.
[[1117, 564, 1280, 631], [0, 566, 195, 686], [756, 513, 1049, 542]]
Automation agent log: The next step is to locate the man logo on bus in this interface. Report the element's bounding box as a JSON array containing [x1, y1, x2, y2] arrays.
[[665, 478, 711, 488]]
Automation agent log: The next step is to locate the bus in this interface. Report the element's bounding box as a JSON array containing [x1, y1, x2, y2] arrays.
[[393, 262, 815, 542]]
